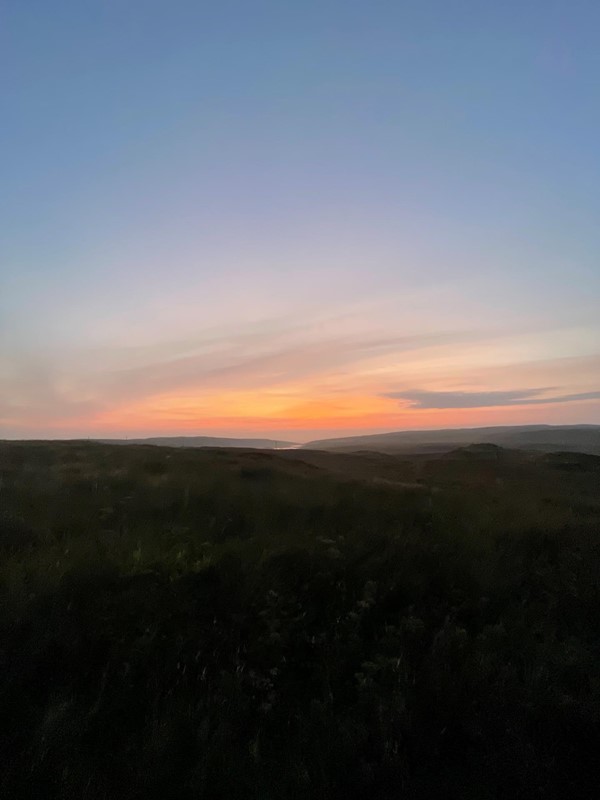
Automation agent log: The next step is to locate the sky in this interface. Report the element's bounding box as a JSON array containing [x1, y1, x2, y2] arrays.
[[1, 0, 599, 441]]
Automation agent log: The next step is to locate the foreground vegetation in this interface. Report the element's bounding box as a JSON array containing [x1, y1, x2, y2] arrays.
[[1, 441, 599, 799]]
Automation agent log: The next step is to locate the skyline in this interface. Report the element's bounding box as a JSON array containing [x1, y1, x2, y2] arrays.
[[2, 1, 599, 440]]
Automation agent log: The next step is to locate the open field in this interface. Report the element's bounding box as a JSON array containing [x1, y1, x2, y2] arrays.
[[1, 441, 600, 799]]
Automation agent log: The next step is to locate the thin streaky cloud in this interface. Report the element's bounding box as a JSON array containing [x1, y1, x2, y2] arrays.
[[385, 389, 600, 410]]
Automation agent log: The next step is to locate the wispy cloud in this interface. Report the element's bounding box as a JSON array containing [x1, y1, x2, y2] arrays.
[[3, 310, 600, 437], [0, 321, 472, 433], [385, 388, 600, 409], [99, 329, 470, 400]]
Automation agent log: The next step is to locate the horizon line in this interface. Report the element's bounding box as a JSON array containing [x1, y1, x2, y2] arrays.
[[3, 420, 600, 445]]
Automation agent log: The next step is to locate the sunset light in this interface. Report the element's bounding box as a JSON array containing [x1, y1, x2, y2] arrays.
[[3, 5, 600, 797], [1, 2, 599, 440]]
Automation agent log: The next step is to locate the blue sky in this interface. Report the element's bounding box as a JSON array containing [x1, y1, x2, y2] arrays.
[[1, 1, 599, 439]]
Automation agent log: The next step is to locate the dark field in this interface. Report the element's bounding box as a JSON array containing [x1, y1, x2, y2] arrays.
[[1, 441, 600, 799]]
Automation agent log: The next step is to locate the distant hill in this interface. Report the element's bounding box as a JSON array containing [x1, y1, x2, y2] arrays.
[[99, 436, 297, 449], [442, 443, 514, 460], [303, 425, 600, 456], [538, 451, 600, 472]]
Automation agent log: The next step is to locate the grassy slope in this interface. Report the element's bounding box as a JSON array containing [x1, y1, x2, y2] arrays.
[[303, 424, 600, 455], [1, 442, 599, 799]]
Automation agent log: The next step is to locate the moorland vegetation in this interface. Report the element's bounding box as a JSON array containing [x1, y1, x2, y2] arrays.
[[1, 441, 599, 799]]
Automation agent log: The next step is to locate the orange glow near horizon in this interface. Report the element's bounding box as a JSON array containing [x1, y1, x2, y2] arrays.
[[13, 386, 597, 442], [4, 342, 600, 440]]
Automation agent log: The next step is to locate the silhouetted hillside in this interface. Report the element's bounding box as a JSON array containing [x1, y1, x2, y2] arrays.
[[442, 443, 514, 460], [99, 436, 297, 449], [304, 424, 600, 455], [538, 450, 600, 472]]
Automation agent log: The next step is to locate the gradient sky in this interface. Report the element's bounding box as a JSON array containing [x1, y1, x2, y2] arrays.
[[2, 0, 599, 441]]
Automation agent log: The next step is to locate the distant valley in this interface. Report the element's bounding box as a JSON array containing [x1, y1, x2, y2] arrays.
[[89, 424, 600, 456], [99, 436, 297, 449]]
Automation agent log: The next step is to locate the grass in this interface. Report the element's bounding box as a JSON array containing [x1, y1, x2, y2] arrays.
[[1, 441, 599, 799]]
